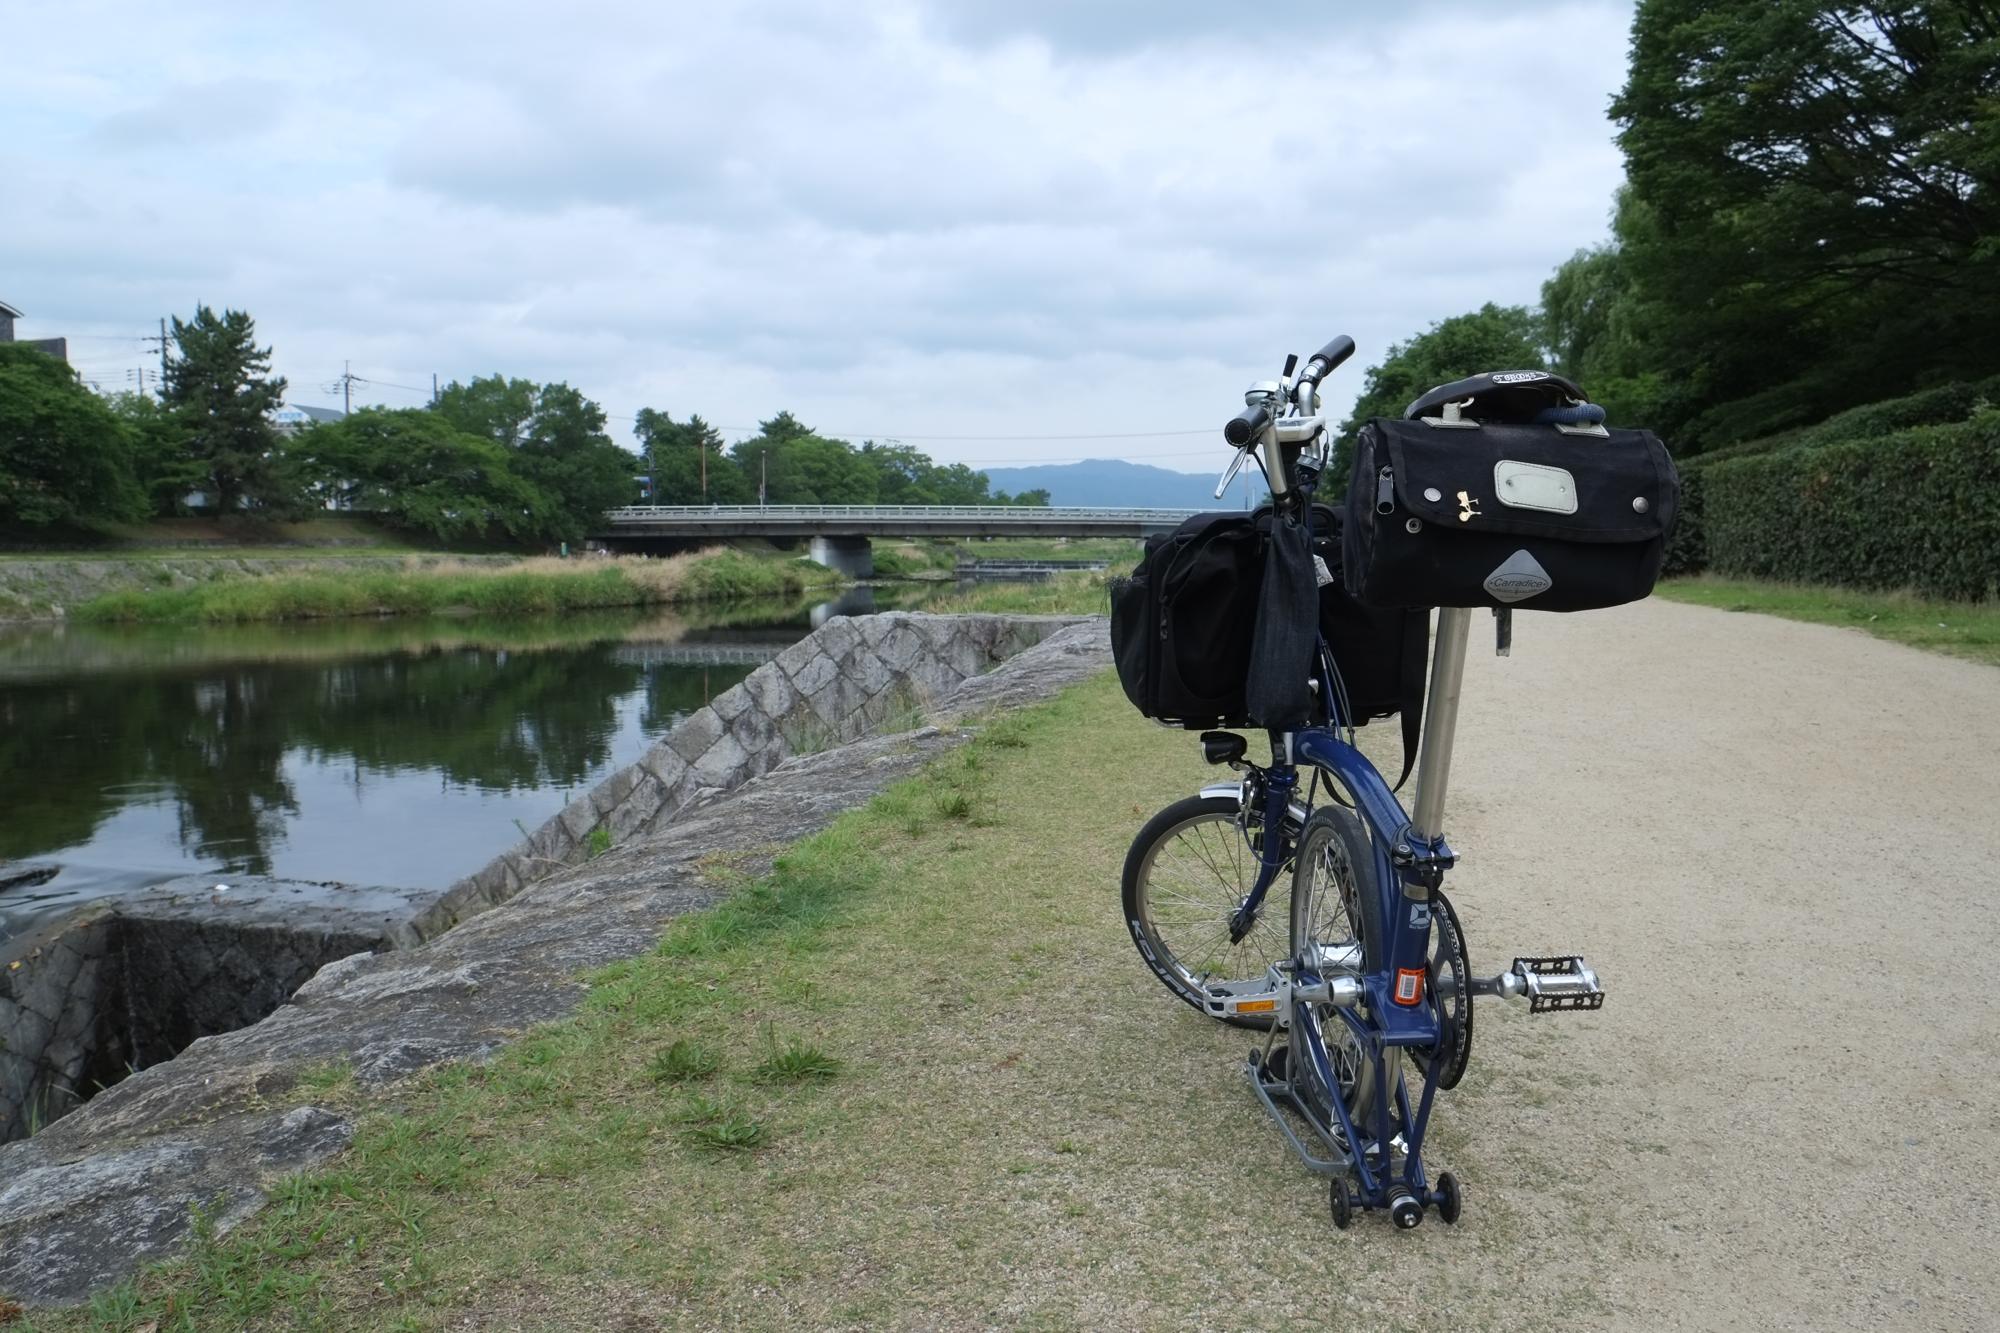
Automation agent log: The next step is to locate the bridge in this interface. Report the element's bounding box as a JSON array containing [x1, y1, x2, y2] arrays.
[[595, 504, 1199, 575]]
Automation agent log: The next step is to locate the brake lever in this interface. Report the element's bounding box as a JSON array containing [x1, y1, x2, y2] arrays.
[[1214, 445, 1254, 500]]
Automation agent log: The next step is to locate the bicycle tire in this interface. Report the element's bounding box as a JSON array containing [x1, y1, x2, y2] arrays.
[[1287, 806, 1382, 1141], [1122, 794, 1290, 1030]]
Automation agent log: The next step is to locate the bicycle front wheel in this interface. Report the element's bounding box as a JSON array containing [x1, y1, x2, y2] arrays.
[[1122, 794, 1290, 1029]]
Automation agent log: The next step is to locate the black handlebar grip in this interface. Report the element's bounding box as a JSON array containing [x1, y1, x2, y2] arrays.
[[1223, 404, 1271, 446], [1299, 335, 1356, 382]]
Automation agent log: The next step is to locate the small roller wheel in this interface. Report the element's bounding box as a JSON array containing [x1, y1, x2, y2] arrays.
[[1329, 1176, 1353, 1230], [1389, 1193, 1423, 1230], [1262, 1044, 1290, 1085], [1436, 1171, 1462, 1225]]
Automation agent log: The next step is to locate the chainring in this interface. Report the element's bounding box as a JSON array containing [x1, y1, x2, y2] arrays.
[[1414, 887, 1474, 1091]]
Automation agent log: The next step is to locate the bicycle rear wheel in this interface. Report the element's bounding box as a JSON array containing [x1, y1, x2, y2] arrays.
[[1122, 794, 1290, 1029], [1287, 806, 1382, 1144]]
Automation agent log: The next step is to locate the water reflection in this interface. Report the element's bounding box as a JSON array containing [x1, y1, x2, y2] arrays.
[[0, 581, 961, 941]]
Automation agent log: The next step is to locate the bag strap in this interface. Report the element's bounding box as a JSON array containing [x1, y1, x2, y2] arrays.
[[1390, 609, 1430, 792], [1317, 607, 1428, 801]]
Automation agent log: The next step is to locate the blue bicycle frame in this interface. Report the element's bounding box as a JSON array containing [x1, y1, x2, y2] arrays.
[[1221, 497, 1480, 1207]]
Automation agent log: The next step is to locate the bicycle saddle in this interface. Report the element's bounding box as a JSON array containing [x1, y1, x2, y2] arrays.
[[1404, 370, 1592, 424]]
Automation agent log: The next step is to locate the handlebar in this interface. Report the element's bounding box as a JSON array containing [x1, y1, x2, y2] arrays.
[[1296, 335, 1355, 389], [1223, 403, 1272, 447], [1215, 333, 1358, 500]]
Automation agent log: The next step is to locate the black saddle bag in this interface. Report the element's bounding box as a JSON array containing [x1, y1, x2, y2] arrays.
[[1344, 415, 1679, 611], [1110, 506, 1428, 746]]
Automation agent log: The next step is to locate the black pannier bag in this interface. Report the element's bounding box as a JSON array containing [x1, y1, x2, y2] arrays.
[[1110, 510, 1263, 729], [1109, 505, 1428, 743], [1343, 371, 1679, 612]]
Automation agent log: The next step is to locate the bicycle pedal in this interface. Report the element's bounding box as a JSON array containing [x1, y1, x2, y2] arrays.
[[1206, 972, 1284, 1021], [1512, 955, 1604, 1013]]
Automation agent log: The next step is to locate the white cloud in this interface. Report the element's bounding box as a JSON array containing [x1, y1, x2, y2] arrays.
[[1, 0, 1636, 469]]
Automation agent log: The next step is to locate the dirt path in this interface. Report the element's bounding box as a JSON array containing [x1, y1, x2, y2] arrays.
[[1416, 597, 2000, 1330]]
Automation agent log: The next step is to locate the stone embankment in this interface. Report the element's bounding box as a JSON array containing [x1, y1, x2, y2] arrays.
[[0, 554, 516, 620], [0, 612, 1112, 1307]]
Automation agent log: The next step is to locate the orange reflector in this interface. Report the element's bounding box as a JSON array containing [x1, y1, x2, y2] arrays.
[[1394, 968, 1424, 1006], [1234, 998, 1278, 1014]]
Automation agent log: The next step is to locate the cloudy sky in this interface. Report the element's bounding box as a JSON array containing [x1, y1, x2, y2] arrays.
[[4, 0, 1635, 473]]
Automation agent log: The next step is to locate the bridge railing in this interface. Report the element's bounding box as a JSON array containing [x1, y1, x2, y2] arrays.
[[604, 504, 1202, 523]]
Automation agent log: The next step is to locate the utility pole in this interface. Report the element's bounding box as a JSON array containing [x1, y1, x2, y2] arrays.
[[759, 449, 768, 507], [699, 434, 708, 500], [329, 362, 361, 415], [142, 318, 170, 392], [431, 372, 439, 407]]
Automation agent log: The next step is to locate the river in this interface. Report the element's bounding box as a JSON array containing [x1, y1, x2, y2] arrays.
[[0, 582, 960, 947]]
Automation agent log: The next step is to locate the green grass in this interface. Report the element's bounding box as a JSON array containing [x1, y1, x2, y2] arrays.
[[1656, 576, 2000, 666], [869, 542, 960, 578], [930, 569, 1111, 616], [67, 551, 842, 625], [946, 536, 1143, 564], [751, 1030, 842, 1083], [646, 1040, 722, 1084], [674, 548, 843, 601]]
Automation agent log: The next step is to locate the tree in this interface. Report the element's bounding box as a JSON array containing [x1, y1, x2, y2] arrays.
[[1609, 1, 2000, 445], [286, 408, 550, 542], [0, 344, 145, 526], [436, 376, 638, 541], [633, 409, 752, 504], [727, 412, 878, 504], [993, 487, 1052, 507], [105, 391, 201, 516], [1335, 304, 1549, 447], [1539, 240, 1668, 427], [161, 306, 290, 513]]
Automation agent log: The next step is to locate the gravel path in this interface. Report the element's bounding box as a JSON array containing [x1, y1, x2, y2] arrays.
[[1429, 597, 2000, 1330]]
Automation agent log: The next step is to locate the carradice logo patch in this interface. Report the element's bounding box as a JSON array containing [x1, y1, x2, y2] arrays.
[[1482, 549, 1552, 603]]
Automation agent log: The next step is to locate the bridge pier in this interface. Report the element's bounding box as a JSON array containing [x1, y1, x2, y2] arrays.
[[807, 535, 874, 578]]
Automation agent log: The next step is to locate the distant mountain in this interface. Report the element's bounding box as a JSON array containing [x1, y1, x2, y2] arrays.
[[980, 458, 1260, 510]]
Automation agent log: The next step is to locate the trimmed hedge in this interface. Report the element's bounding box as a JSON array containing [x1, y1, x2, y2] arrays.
[[1692, 374, 2000, 468], [1691, 412, 2000, 600], [1663, 377, 2000, 587]]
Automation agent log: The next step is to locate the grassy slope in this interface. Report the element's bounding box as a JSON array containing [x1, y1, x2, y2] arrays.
[[43, 674, 1577, 1332], [929, 569, 1112, 616], [69, 552, 843, 624], [1656, 576, 2000, 667], [0, 517, 429, 560]]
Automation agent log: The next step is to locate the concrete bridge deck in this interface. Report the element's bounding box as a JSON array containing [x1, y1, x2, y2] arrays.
[[598, 504, 1198, 540], [595, 504, 1197, 575]]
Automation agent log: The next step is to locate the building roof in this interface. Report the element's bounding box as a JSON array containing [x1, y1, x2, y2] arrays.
[[274, 403, 347, 425], [0, 300, 22, 320]]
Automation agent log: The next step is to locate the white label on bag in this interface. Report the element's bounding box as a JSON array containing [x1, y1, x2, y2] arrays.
[[1311, 554, 1334, 587], [1494, 460, 1578, 514], [1484, 549, 1553, 603]]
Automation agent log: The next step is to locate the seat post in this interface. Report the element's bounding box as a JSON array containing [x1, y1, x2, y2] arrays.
[[1409, 607, 1473, 842]]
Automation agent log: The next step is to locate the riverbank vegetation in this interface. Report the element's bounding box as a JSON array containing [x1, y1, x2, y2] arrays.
[[932, 569, 1110, 616], [72, 551, 842, 624]]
